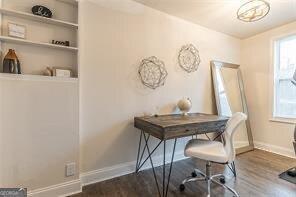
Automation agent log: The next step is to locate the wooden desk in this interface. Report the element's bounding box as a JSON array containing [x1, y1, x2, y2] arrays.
[[134, 113, 228, 197]]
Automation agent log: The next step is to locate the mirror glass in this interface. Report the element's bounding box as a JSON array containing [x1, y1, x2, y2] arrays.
[[212, 61, 254, 153]]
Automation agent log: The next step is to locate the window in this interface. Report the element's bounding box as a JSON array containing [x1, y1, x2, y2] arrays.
[[274, 35, 296, 119]]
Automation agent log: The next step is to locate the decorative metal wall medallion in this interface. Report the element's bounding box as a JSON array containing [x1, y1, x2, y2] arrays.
[[178, 44, 201, 73], [138, 56, 168, 89]]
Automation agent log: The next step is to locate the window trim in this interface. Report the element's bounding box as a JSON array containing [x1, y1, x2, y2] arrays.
[[271, 34, 296, 122]]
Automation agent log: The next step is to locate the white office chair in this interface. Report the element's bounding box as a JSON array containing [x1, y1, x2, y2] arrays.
[[179, 112, 247, 197]]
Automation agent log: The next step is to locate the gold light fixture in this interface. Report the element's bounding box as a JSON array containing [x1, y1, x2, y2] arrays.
[[237, 0, 270, 22]]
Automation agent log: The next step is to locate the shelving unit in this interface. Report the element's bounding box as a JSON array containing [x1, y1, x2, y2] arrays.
[[0, 8, 78, 28], [0, 2, 80, 186], [0, 0, 79, 79], [0, 36, 78, 52], [0, 72, 78, 82]]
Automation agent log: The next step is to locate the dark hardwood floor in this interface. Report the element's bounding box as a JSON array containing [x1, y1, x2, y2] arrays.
[[71, 149, 296, 197]]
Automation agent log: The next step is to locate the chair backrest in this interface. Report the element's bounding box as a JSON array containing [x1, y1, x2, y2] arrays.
[[223, 112, 248, 163]]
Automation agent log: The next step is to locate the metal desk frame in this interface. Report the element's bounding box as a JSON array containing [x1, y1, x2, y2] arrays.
[[134, 113, 236, 197]]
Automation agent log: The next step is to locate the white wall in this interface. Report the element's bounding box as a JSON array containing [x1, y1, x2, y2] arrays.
[[79, 0, 241, 176], [241, 21, 296, 158], [1, 0, 294, 196], [0, 77, 79, 192]]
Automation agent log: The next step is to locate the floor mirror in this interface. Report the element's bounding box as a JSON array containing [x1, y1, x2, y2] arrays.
[[211, 61, 254, 154]]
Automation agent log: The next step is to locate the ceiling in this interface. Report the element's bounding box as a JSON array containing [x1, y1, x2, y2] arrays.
[[133, 0, 296, 39]]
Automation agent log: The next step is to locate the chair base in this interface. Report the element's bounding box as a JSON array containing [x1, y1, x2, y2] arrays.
[[179, 162, 239, 197]]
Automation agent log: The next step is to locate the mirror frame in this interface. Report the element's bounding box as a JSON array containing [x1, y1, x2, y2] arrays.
[[211, 60, 254, 154]]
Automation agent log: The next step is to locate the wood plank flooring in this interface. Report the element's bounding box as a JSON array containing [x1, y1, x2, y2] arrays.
[[71, 150, 296, 197]]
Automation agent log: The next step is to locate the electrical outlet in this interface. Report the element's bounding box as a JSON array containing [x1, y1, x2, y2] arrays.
[[66, 162, 76, 177]]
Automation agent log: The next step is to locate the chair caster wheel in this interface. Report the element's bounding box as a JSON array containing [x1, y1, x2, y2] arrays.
[[191, 171, 197, 177], [179, 184, 185, 191], [219, 176, 226, 184]]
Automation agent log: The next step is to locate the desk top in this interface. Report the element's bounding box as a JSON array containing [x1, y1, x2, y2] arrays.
[[134, 113, 228, 140]]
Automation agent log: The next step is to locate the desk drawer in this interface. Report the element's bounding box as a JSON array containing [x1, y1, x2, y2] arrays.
[[164, 120, 227, 140]]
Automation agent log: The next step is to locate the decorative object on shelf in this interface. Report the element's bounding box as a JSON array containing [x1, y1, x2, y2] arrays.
[[178, 44, 201, 73], [53, 67, 72, 78], [177, 98, 192, 116], [237, 0, 270, 22], [3, 49, 21, 74], [32, 5, 53, 18], [43, 67, 53, 76], [138, 56, 168, 89], [52, 40, 70, 46], [8, 23, 26, 39]]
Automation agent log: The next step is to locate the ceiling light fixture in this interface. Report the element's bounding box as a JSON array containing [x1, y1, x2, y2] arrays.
[[237, 0, 270, 22]]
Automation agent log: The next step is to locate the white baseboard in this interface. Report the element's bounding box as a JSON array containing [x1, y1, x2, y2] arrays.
[[234, 141, 249, 148], [25, 142, 296, 197], [28, 179, 82, 197], [254, 141, 295, 159], [24, 151, 186, 197], [80, 151, 186, 186], [80, 142, 295, 187]]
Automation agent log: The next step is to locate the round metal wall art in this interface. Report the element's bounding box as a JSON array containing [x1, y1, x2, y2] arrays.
[[138, 56, 168, 89], [178, 44, 201, 73]]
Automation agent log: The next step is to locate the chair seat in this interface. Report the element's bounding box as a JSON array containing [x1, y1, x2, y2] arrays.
[[185, 139, 229, 163]]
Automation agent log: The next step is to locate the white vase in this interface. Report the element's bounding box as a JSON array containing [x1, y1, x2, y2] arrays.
[[177, 98, 192, 115]]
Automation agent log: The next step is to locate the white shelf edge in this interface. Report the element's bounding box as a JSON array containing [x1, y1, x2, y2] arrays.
[[0, 36, 78, 52], [57, 0, 78, 7], [0, 73, 78, 82], [0, 8, 78, 29], [269, 118, 296, 124]]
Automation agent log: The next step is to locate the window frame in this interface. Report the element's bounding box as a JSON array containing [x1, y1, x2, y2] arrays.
[[272, 34, 296, 122]]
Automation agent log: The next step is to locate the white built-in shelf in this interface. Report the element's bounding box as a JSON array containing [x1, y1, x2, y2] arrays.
[[57, 0, 78, 7], [0, 8, 78, 29], [0, 36, 78, 52], [0, 73, 78, 82]]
